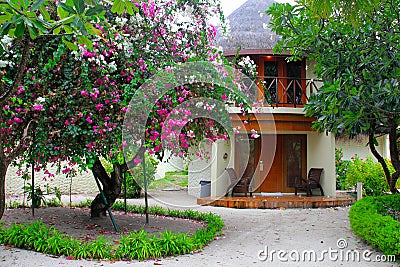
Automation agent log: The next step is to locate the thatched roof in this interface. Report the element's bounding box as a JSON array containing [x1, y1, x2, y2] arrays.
[[217, 0, 279, 56]]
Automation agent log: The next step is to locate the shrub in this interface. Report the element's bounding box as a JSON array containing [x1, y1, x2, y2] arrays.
[[349, 194, 400, 258], [344, 156, 394, 196], [22, 184, 62, 208], [335, 148, 350, 190]]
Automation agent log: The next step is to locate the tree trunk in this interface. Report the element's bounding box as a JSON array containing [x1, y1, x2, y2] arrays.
[[388, 121, 399, 193], [0, 157, 7, 220], [90, 157, 124, 218], [368, 130, 392, 186]]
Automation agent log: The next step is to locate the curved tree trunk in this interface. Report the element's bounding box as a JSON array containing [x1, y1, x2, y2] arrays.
[[388, 121, 399, 193], [90, 158, 124, 218], [0, 158, 7, 220]]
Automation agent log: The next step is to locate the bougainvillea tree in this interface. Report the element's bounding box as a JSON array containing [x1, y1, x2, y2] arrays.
[[1, 0, 258, 218], [0, 0, 139, 219]]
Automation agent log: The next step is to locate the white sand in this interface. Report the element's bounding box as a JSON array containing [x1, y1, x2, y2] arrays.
[[0, 191, 396, 267]]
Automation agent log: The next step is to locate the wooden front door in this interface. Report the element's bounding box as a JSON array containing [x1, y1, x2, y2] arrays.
[[250, 134, 307, 193]]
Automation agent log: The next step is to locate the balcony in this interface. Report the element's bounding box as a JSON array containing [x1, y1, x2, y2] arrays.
[[256, 76, 322, 108]]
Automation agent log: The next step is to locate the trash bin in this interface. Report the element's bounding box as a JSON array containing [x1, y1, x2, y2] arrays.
[[199, 180, 211, 198]]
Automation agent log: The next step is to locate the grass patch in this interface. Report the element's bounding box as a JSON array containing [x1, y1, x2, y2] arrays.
[[0, 202, 223, 261], [149, 171, 188, 190]]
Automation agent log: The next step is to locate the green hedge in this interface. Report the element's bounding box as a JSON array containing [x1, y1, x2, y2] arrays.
[[349, 194, 400, 258], [0, 202, 224, 261]]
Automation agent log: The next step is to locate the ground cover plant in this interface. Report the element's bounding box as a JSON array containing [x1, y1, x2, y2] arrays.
[[349, 194, 400, 258], [0, 202, 224, 261]]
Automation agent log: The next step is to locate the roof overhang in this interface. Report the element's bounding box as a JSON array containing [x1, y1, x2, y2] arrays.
[[223, 48, 291, 57]]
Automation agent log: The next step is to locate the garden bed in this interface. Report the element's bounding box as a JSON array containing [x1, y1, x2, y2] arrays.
[[0, 202, 224, 261]]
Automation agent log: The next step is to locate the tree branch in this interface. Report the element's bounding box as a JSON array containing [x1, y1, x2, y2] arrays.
[[0, 36, 31, 104], [368, 123, 392, 188]]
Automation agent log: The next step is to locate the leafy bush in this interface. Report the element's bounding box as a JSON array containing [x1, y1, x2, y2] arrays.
[[344, 156, 395, 196], [22, 184, 62, 208], [335, 148, 350, 190], [0, 203, 224, 261], [349, 194, 400, 258]]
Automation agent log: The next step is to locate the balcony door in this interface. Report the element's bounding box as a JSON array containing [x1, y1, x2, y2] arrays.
[[258, 56, 306, 106]]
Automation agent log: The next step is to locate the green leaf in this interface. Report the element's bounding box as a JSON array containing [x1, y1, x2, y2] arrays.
[[39, 5, 50, 21], [111, 0, 123, 14], [57, 2, 76, 14], [73, 0, 85, 14], [27, 25, 39, 39], [85, 5, 104, 16], [57, 6, 69, 19], [14, 22, 25, 38], [0, 14, 13, 24], [77, 35, 92, 50], [31, 19, 48, 33], [30, 0, 44, 11], [84, 22, 102, 36], [73, 17, 87, 36], [1, 22, 12, 36], [63, 25, 73, 34], [53, 26, 60, 34], [62, 38, 78, 50]]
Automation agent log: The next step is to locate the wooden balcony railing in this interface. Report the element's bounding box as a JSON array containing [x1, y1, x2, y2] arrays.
[[256, 76, 322, 108]]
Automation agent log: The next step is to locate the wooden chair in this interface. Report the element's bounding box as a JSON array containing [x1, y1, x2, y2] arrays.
[[294, 168, 324, 197], [225, 168, 252, 197]]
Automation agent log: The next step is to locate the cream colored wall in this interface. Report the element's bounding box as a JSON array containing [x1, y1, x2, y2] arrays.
[[211, 139, 233, 198], [336, 135, 389, 161], [307, 132, 336, 197], [5, 165, 98, 197], [187, 144, 212, 198]]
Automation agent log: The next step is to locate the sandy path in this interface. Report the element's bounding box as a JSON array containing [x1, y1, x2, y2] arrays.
[[0, 192, 397, 267]]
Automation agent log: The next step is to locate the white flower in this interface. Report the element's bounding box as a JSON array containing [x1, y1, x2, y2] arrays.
[[187, 130, 195, 138], [36, 97, 46, 103], [0, 60, 8, 68], [195, 101, 204, 108], [108, 61, 117, 72]]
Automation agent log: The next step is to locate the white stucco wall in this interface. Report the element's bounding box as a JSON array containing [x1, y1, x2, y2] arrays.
[[187, 143, 212, 198], [336, 135, 389, 161], [308, 132, 336, 197], [5, 165, 98, 197], [211, 139, 233, 198]]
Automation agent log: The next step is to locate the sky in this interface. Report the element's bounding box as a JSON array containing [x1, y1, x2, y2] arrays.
[[220, 0, 296, 16]]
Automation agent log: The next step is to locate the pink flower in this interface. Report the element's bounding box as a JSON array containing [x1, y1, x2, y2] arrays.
[[33, 104, 43, 111], [16, 87, 24, 95], [182, 89, 189, 95], [178, 97, 185, 103], [243, 120, 248, 125], [221, 94, 227, 101], [121, 107, 130, 113], [13, 117, 23, 123], [133, 158, 142, 164], [81, 90, 88, 96], [62, 168, 71, 174], [86, 117, 93, 124], [64, 120, 69, 126]]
